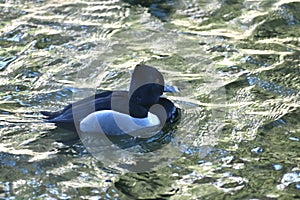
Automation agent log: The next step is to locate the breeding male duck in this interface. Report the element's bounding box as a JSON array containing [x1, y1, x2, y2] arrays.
[[42, 64, 180, 136]]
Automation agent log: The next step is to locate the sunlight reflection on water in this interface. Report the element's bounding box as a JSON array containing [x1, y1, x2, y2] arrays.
[[0, 0, 299, 199]]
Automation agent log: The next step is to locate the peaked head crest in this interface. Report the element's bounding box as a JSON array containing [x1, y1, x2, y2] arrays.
[[129, 64, 164, 97]]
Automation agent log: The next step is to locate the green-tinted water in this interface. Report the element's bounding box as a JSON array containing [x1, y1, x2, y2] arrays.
[[0, 0, 299, 199]]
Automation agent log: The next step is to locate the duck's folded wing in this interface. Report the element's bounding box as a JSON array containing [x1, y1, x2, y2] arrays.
[[41, 91, 114, 123]]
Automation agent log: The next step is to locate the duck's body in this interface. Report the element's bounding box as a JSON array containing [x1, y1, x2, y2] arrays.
[[43, 93, 179, 135], [42, 64, 180, 136]]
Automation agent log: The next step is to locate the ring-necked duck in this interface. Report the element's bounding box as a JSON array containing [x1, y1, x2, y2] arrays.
[[42, 64, 180, 136]]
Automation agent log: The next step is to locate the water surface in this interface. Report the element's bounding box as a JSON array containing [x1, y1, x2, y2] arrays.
[[0, 0, 299, 199]]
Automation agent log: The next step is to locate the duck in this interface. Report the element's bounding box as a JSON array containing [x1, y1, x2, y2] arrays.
[[42, 64, 180, 137]]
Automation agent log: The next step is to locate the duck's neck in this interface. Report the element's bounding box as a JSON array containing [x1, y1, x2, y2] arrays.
[[129, 101, 149, 118]]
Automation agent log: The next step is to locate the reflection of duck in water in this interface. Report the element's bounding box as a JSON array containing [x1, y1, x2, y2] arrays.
[[42, 64, 180, 147]]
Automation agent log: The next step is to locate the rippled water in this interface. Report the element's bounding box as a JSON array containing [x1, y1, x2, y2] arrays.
[[0, 0, 299, 199]]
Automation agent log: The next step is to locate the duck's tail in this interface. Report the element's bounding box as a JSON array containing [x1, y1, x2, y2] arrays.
[[40, 110, 62, 120]]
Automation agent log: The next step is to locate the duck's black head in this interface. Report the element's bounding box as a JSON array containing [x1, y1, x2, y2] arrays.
[[129, 64, 164, 118]]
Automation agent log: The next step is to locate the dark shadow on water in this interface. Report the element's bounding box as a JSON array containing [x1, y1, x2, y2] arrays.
[[123, 0, 177, 21]]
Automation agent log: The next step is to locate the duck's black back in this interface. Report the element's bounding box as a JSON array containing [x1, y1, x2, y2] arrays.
[[42, 91, 114, 131]]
